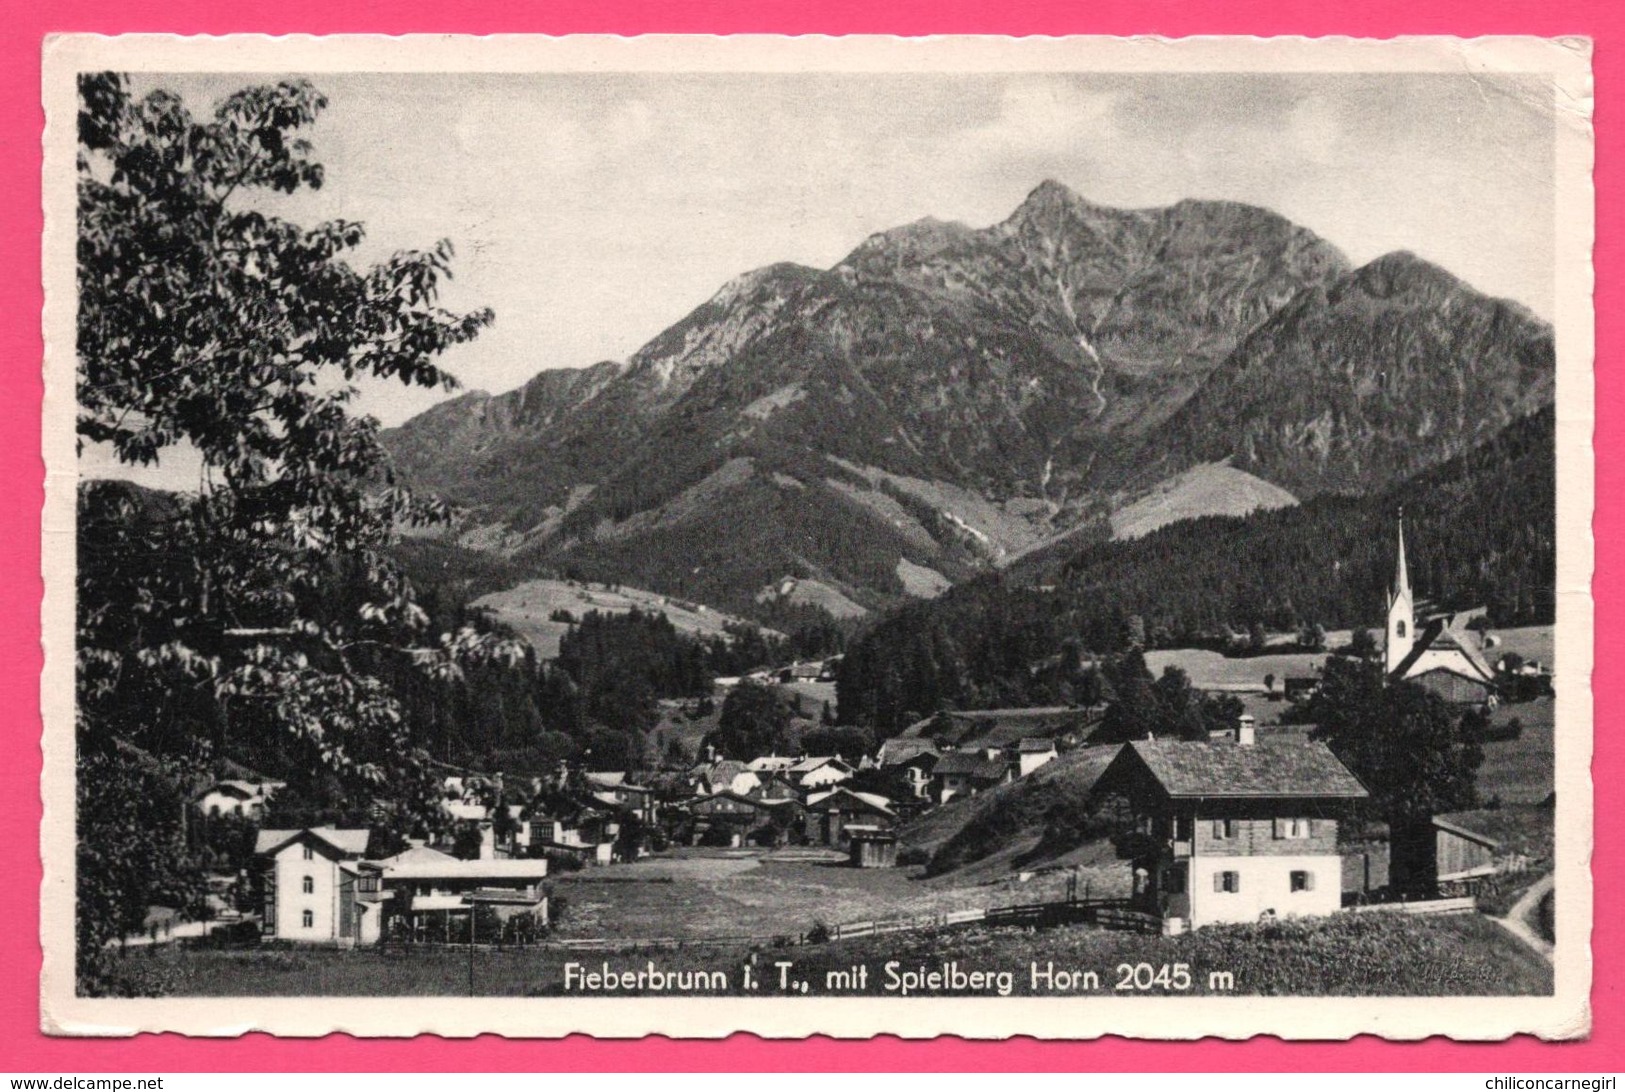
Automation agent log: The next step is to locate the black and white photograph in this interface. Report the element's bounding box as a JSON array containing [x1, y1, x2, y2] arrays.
[[41, 34, 1594, 1039]]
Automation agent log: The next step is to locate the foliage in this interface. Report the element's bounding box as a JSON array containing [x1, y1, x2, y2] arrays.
[[1306, 657, 1483, 827], [74, 73, 506, 993], [76, 749, 207, 995], [705, 681, 795, 760]]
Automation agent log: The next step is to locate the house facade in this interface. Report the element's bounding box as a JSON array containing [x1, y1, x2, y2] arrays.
[[932, 752, 1009, 803], [1096, 732, 1367, 932], [254, 827, 373, 945], [195, 779, 283, 820], [790, 756, 855, 790], [358, 848, 548, 944], [804, 788, 896, 846], [1012, 738, 1058, 777]]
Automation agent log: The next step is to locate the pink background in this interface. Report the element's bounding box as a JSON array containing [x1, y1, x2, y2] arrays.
[[3, 0, 1615, 1071]]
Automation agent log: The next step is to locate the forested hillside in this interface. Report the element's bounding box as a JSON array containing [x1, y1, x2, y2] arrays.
[[837, 407, 1554, 730]]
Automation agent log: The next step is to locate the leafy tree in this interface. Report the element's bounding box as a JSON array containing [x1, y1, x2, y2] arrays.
[[1248, 621, 1269, 652], [1298, 621, 1328, 652], [1349, 628, 1379, 661], [1306, 656, 1484, 893], [706, 680, 794, 760], [1264, 672, 1276, 694], [74, 73, 508, 993]]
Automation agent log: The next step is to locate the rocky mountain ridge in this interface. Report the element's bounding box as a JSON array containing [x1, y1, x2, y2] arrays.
[[383, 180, 1554, 620]]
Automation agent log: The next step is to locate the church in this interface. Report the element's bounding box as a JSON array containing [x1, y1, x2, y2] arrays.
[[1384, 512, 1499, 706]]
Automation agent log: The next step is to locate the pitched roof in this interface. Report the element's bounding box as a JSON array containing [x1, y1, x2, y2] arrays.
[[747, 755, 797, 772], [875, 738, 940, 766], [1391, 612, 1497, 685], [790, 755, 846, 773], [1432, 815, 1502, 849], [805, 787, 896, 817], [932, 752, 1008, 779], [585, 771, 627, 787], [366, 858, 550, 881], [366, 845, 458, 868], [253, 827, 372, 858], [1119, 740, 1367, 800], [1016, 737, 1057, 753], [442, 801, 490, 823]]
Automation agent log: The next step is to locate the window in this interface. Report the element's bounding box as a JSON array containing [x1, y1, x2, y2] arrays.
[[302, 845, 314, 861], [358, 874, 379, 894], [1274, 817, 1312, 839], [1213, 871, 1240, 893], [1397, 620, 1407, 638], [301, 909, 314, 929], [1212, 819, 1235, 839], [1290, 870, 1316, 893], [301, 875, 314, 895], [1171, 815, 1192, 840], [1162, 867, 1187, 894]]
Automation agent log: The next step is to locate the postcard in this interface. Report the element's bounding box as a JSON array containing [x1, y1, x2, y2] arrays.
[[40, 32, 1594, 1039]]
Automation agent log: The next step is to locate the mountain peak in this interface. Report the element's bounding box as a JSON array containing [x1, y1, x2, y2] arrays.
[[1347, 250, 1470, 304]]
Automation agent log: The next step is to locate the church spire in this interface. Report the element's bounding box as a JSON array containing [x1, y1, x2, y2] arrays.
[[1392, 506, 1411, 602]]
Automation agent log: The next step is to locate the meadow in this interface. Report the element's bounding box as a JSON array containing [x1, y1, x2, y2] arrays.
[[548, 848, 1083, 942]]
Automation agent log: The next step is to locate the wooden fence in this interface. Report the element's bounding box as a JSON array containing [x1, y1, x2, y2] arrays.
[[1350, 896, 1476, 917]]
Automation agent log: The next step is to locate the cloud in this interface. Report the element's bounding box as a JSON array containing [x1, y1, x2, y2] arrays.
[[952, 80, 1123, 160]]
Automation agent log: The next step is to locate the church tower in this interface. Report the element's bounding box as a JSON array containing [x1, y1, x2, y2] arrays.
[[1385, 509, 1415, 676]]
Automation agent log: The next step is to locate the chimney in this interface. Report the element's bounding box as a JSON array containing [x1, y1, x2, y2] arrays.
[[478, 820, 495, 861], [1236, 715, 1256, 746]]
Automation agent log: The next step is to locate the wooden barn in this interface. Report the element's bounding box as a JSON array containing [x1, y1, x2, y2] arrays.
[[1432, 816, 1502, 892], [846, 826, 898, 868]]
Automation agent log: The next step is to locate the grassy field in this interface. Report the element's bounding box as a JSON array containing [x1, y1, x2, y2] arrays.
[[119, 909, 1550, 997], [1476, 697, 1556, 805], [549, 848, 1088, 942], [473, 578, 769, 658], [1147, 625, 1553, 693]]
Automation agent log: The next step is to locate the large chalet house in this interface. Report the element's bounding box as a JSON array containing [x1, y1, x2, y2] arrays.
[[1094, 721, 1368, 932], [1384, 513, 1499, 705]]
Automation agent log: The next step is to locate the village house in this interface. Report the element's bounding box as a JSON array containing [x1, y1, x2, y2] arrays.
[[1093, 721, 1368, 932], [875, 738, 941, 800], [1011, 737, 1059, 777], [585, 772, 659, 825], [931, 751, 1010, 803], [789, 755, 856, 790], [687, 790, 770, 847], [357, 844, 548, 945], [194, 778, 284, 820], [1384, 512, 1499, 705], [746, 754, 797, 776], [529, 804, 616, 865], [689, 759, 760, 797], [747, 773, 802, 803], [253, 827, 373, 945], [804, 787, 897, 847]]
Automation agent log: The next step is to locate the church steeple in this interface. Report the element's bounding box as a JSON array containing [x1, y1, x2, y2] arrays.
[[1385, 507, 1415, 676], [1392, 506, 1411, 601]]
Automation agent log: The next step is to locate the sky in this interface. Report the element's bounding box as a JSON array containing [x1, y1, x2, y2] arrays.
[[83, 69, 1556, 485]]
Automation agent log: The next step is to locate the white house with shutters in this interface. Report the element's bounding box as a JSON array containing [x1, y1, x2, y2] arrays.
[[1095, 723, 1368, 932]]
